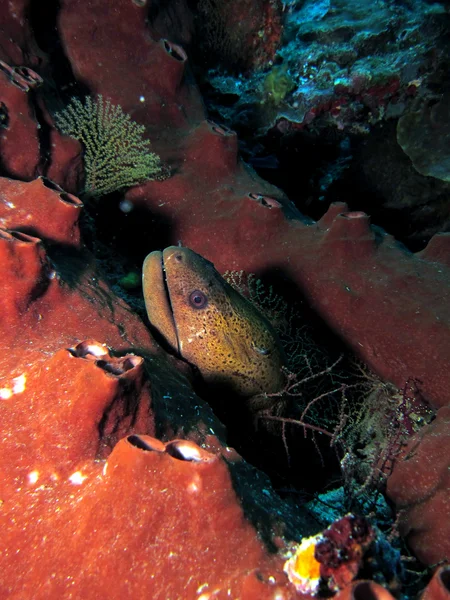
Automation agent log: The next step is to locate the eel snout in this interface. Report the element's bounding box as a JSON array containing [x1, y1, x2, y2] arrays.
[[142, 249, 179, 353]]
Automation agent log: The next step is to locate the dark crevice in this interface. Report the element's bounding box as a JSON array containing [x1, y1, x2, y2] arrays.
[[97, 386, 142, 450], [26, 0, 90, 180], [32, 92, 52, 178], [28, 0, 89, 106]]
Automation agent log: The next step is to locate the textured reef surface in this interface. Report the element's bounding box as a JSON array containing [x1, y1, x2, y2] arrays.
[[0, 0, 449, 598]]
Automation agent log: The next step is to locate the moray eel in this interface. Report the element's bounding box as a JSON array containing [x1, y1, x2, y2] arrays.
[[142, 246, 286, 398]]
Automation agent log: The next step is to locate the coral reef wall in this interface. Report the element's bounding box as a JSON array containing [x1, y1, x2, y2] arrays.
[[0, 0, 449, 598]]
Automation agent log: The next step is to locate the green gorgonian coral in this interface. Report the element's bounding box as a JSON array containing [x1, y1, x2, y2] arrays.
[[54, 95, 165, 197]]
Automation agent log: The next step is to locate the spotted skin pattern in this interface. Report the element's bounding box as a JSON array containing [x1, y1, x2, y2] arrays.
[[143, 246, 286, 398]]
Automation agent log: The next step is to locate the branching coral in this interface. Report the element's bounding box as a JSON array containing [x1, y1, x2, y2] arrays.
[[54, 95, 166, 197]]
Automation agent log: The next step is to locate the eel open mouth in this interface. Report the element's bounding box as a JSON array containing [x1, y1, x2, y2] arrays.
[[142, 250, 180, 354]]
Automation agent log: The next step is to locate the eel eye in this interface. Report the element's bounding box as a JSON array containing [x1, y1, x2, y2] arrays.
[[189, 290, 208, 309]]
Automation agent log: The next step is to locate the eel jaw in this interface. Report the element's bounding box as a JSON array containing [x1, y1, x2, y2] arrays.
[[142, 250, 180, 354]]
